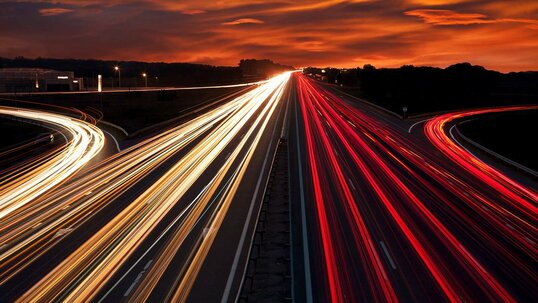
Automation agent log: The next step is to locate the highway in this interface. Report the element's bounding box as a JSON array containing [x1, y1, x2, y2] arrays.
[[0, 106, 104, 219], [289, 74, 537, 302], [0, 72, 292, 302], [1, 71, 536, 302], [0, 80, 269, 96]]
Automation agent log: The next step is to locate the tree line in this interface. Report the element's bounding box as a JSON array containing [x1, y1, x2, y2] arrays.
[[304, 63, 538, 115]]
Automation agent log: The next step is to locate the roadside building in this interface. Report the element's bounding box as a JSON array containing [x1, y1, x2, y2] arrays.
[[0, 68, 83, 93]]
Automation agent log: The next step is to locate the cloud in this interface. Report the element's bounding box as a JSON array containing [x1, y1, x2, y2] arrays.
[[405, 9, 490, 25], [0, 1, 537, 72], [406, 0, 473, 5], [222, 18, 264, 26], [182, 9, 205, 15], [405, 9, 538, 27], [39, 8, 74, 16]]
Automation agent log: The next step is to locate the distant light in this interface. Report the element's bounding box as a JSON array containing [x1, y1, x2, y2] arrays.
[[114, 66, 119, 71], [97, 74, 102, 92], [57, 76, 68, 79], [321, 69, 326, 73], [142, 73, 147, 77], [73, 80, 79, 83]]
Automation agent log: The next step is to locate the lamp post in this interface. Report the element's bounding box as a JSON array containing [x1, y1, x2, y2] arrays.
[[114, 66, 121, 88], [97, 74, 102, 92], [142, 73, 148, 88]]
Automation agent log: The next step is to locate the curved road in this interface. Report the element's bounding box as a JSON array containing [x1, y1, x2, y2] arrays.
[[289, 74, 537, 302]]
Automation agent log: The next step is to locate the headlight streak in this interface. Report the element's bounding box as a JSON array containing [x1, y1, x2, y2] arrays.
[[0, 83, 262, 283], [130, 73, 288, 303], [0, 107, 104, 220], [295, 74, 535, 302], [6, 73, 532, 302], [15, 72, 291, 302]]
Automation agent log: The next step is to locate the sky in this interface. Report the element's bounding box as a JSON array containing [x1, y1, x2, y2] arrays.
[[0, 0, 537, 72]]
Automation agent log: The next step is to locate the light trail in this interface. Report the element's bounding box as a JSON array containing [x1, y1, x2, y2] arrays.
[[0, 79, 271, 96], [5, 73, 533, 302], [15, 72, 291, 302], [0, 82, 260, 284], [297, 76, 397, 303], [425, 107, 538, 215], [130, 73, 288, 303], [0, 106, 104, 219], [295, 74, 536, 302]]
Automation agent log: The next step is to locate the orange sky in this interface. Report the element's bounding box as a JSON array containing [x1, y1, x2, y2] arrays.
[[1, 0, 537, 72]]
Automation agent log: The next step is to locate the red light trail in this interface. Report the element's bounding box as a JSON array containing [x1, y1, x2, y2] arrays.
[[295, 73, 536, 302], [425, 107, 538, 216]]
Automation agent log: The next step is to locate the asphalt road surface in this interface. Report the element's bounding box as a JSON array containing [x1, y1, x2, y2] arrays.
[[0, 73, 291, 302], [289, 73, 537, 302], [1, 71, 536, 302]]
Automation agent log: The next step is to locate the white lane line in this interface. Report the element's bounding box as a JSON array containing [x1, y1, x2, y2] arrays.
[[102, 129, 121, 152], [143, 259, 153, 270], [124, 271, 145, 297], [380, 241, 397, 270], [202, 227, 212, 239], [348, 178, 356, 191], [280, 89, 292, 139], [449, 125, 478, 158], [53, 228, 73, 239], [453, 122, 538, 177], [97, 181, 214, 303], [408, 118, 431, 133], [99, 120, 129, 137], [223, 93, 286, 303]]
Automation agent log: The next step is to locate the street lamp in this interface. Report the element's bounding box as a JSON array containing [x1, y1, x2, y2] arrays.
[[97, 74, 102, 92], [142, 73, 148, 88], [114, 66, 121, 88]]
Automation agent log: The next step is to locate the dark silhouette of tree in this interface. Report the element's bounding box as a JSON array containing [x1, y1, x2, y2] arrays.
[[239, 59, 294, 78], [304, 63, 538, 115]]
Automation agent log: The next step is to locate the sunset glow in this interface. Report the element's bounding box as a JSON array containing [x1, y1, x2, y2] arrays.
[[1, 0, 537, 71]]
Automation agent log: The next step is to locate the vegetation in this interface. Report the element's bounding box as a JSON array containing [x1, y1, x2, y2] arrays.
[[458, 110, 538, 172], [0, 57, 293, 87], [304, 63, 538, 115]]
